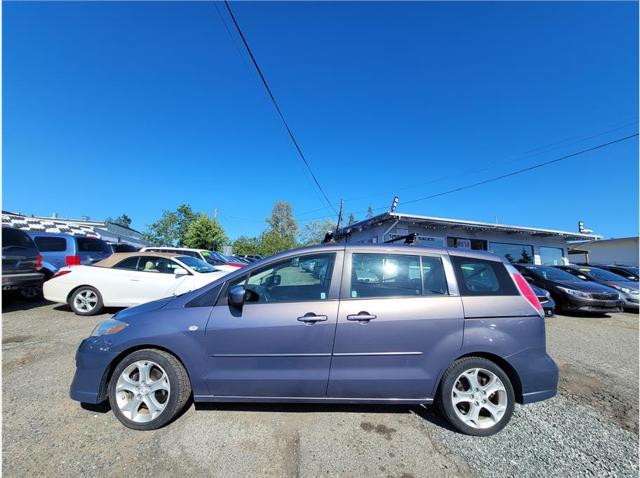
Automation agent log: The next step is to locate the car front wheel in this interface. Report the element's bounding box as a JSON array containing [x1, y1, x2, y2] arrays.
[[437, 357, 515, 436], [108, 349, 192, 430]]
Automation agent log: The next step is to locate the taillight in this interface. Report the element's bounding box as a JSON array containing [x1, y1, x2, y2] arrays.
[[512, 273, 544, 315], [35, 255, 43, 271], [51, 270, 72, 279], [65, 255, 81, 266]]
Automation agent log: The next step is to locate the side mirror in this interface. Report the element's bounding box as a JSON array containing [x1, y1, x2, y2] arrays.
[[228, 285, 246, 307], [174, 267, 189, 277]]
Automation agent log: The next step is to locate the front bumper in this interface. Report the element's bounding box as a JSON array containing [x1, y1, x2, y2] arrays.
[[70, 336, 118, 404], [564, 296, 623, 313], [507, 347, 558, 405], [2, 272, 44, 290]]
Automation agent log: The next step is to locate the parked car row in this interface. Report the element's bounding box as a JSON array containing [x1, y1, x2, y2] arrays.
[[515, 264, 638, 314], [2, 226, 247, 305]]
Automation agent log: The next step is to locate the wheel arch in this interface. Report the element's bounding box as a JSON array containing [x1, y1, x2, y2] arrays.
[[66, 284, 101, 304], [435, 351, 524, 404], [98, 344, 192, 402]]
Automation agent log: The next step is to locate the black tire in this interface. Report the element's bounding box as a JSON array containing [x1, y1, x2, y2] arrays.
[[108, 349, 191, 431], [436, 357, 515, 436], [19, 284, 43, 301], [68, 286, 103, 316]]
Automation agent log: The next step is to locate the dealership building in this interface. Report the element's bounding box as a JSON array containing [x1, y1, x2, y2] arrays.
[[335, 211, 599, 266], [2, 211, 150, 248]]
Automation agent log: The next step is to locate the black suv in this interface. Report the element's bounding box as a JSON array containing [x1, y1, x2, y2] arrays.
[[2, 226, 44, 298]]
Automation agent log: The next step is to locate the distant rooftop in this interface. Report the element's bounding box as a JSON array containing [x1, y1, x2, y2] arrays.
[[336, 211, 601, 242]]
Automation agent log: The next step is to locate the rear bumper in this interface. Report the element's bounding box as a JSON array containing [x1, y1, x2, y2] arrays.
[[507, 347, 558, 405], [2, 272, 44, 289]]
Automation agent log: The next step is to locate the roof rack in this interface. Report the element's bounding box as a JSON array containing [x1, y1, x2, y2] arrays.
[[384, 233, 418, 245]]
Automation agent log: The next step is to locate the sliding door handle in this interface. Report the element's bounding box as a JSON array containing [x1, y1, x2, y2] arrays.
[[297, 314, 328, 324], [347, 312, 377, 322]]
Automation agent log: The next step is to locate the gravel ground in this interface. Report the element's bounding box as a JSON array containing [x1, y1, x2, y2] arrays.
[[2, 295, 638, 477]]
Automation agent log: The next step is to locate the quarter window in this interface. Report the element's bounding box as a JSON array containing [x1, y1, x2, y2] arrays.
[[113, 257, 140, 270], [33, 236, 67, 252], [230, 253, 336, 304], [451, 257, 518, 296]]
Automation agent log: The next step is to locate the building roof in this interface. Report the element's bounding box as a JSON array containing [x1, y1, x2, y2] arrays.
[[570, 236, 639, 251], [336, 211, 601, 242]]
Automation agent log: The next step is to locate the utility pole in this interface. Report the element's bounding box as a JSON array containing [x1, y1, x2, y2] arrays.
[[335, 199, 344, 233]]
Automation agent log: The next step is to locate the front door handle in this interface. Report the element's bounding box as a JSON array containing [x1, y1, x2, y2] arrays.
[[347, 312, 377, 322], [297, 313, 328, 324]]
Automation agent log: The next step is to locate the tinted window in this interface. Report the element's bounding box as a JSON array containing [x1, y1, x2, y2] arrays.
[[113, 257, 140, 270], [3, 228, 36, 249], [34, 236, 67, 252], [574, 267, 631, 282], [77, 237, 111, 253], [421, 256, 448, 295], [452, 257, 517, 296], [351, 253, 422, 298], [112, 243, 138, 253], [235, 253, 335, 304], [137, 257, 180, 274], [526, 266, 582, 282]]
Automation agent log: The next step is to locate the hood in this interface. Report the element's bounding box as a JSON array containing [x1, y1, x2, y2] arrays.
[[115, 296, 175, 322], [601, 280, 639, 291], [549, 280, 618, 293]]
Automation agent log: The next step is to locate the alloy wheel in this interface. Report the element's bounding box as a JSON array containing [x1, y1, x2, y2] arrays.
[[115, 360, 171, 423], [451, 367, 508, 429], [73, 290, 98, 312]]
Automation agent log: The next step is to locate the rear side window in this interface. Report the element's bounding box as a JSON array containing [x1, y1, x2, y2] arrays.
[[3, 228, 36, 249], [351, 254, 422, 298], [34, 236, 67, 252], [76, 237, 111, 253], [113, 257, 140, 270], [451, 257, 518, 296]]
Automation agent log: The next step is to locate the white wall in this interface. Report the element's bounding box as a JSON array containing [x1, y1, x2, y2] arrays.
[[346, 220, 570, 265], [572, 238, 639, 266]]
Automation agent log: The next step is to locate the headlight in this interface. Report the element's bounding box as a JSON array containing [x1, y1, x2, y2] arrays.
[[558, 287, 591, 299], [609, 284, 637, 295], [91, 319, 129, 337]]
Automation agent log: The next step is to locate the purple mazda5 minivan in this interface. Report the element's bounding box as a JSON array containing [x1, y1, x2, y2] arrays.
[[70, 244, 558, 436]]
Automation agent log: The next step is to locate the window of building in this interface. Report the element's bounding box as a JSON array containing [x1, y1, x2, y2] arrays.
[[489, 242, 534, 264], [451, 256, 518, 296], [539, 246, 565, 265], [447, 237, 487, 250]]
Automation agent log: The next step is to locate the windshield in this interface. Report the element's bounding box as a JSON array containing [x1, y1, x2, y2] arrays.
[[200, 250, 224, 266], [577, 267, 632, 282], [176, 256, 218, 273], [527, 266, 583, 282]]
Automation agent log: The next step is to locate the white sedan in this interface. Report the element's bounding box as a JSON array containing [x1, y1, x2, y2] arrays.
[[44, 252, 229, 316]]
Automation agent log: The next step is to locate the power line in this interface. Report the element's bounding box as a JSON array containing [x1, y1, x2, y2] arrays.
[[222, 1, 338, 217], [401, 133, 639, 206]]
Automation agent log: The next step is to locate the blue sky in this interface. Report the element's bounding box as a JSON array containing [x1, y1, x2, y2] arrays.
[[4, 1, 638, 239]]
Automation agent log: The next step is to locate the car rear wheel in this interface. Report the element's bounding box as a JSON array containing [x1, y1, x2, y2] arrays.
[[437, 357, 515, 436], [108, 349, 191, 430], [69, 286, 103, 316]]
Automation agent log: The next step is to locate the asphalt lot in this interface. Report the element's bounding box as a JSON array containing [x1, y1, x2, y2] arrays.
[[2, 295, 639, 477]]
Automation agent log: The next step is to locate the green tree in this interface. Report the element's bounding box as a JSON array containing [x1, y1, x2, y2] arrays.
[[300, 219, 335, 246], [183, 214, 228, 251], [232, 235, 261, 256], [266, 201, 298, 239], [143, 204, 197, 246], [106, 214, 132, 228], [258, 230, 296, 256]]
